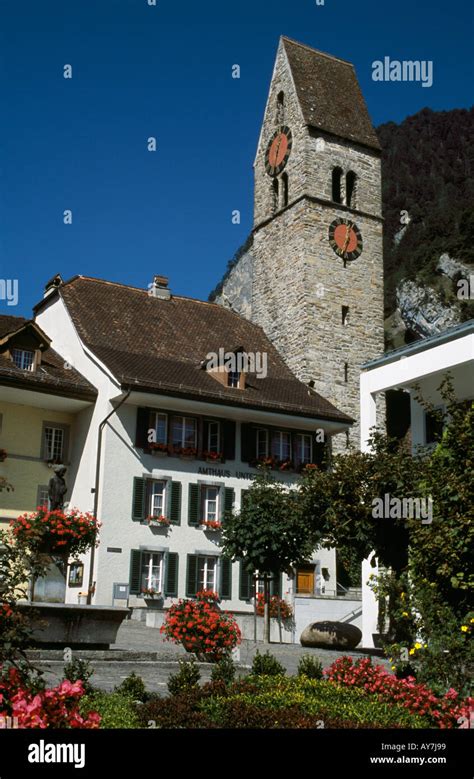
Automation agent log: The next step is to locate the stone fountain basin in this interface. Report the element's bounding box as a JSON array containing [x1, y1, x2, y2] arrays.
[[17, 602, 130, 650]]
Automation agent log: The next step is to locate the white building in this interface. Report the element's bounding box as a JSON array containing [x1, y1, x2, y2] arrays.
[[360, 320, 474, 647], [33, 272, 360, 641]]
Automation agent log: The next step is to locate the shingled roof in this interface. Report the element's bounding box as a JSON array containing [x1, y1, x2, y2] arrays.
[[282, 37, 381, 151], [40, 276, 352, 424], [0, 314, 97, 401]]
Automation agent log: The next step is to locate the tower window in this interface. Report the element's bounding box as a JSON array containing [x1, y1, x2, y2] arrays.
[[342, 306, 349, 326], [332, 167, 343, 204], [276, 91, 285, 123], [281, 173, 289, 207], [344, 362, 349, 383], [346, 171, 357, 208], [271, 178, 279, 214]]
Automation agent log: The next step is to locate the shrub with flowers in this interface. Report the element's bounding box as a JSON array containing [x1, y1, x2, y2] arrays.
[[325, 656, 473, 729], [9, 507, 100, 556], [160, 591, 241, 660], [255, 593, 294, 621], [0, 666, 100, 728]]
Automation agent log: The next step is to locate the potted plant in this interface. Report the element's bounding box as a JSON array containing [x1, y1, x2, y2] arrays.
[[277, 458, 293, 472], [149, 443, 169, 457], [9, 507, 100, 557], [179, 447, 197, 460], [200, 519, 222, 532], [146, 515, 170, 528], [202, 450, 223, 464], [141, 587, 163, 602]]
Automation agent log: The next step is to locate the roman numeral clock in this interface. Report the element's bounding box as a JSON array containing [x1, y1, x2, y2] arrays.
[[329, 218, 363, 264], [265, 126, 293, 176]]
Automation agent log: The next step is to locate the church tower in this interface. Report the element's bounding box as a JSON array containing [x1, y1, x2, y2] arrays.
[[216, 37, 384, 449]]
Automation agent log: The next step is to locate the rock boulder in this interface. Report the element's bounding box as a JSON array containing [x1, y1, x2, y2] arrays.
[[300, 621, 362, 650]]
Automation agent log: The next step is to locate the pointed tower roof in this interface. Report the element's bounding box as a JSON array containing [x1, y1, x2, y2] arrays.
[[281, 37, 381, 151]]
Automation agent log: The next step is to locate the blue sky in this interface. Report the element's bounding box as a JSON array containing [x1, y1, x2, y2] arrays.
[[0, 0, 472, 318]]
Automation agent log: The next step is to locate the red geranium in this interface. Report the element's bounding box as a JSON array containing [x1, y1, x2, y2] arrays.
[[9, 507, 100, 556]]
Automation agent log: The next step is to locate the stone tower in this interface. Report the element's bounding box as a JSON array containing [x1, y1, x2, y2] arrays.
[[216, 37, 384, 448]]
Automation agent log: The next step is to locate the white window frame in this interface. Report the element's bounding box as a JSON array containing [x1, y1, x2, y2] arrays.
[[150, 479, 167, 518], [140, 551, 164, 593], [44, 426, 65, 461], [203, 485, 219, 522], [207, 421, 220, 453], [296, 433, 313, 465], [228, 371, 241, 388], [256, 429, 268, 458], [12, 348, 35, 371], [271, 431, 291, 461], [171, 416, 197, 448], [151, 412, 168, 446], [197, 555, 217, 591]]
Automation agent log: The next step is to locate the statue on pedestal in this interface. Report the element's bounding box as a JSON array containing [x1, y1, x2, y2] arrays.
[[48, 466, 67, 511]]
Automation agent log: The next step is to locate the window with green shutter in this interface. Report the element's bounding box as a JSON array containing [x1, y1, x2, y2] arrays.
[[169, 481, 182, 525], [165, 552, 179, 597], [220, 557, 232, 600], [223, 487, 234, 522], [188, 484, 200, 526], [132, 477, 147, 522], [129, 549, 142, 594], [186, 554, 198, 597], [239, 562, 253, 600]]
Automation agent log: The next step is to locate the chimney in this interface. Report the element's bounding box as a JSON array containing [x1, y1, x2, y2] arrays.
[[150, 275, 171, 300], [43, 274, 63, 298]]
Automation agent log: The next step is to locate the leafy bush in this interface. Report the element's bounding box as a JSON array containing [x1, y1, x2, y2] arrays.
[[138, 676, 429, 729], [167, 658, 201, 696], [297, 655, 323, 680], [251, 650, 285, 677], [326, 656, 472, 728], [210, 654, 236, 686], [115, 672, 147, 702], [63, 658, 94, 695], [160, 593, 241, 660], [80, 692, 139, 729]]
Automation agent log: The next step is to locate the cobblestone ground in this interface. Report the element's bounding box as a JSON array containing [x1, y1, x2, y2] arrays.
[[32, 618, 390, 694]]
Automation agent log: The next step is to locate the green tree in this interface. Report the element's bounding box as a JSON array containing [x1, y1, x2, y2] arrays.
[[221, 469, 316, 642]]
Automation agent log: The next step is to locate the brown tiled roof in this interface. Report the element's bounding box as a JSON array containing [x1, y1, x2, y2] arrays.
[[45, 276, 352, 424], [282, 37, 381, 151], [0, 315, 97, 400]]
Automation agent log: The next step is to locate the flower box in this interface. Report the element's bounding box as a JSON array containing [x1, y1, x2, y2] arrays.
[[200, 520, 222, 532], [146, 515, 170, 528]]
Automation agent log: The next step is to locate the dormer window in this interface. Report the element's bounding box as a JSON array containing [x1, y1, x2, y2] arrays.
[[228, 370, 241, 388], [12, 348, 35, 371]]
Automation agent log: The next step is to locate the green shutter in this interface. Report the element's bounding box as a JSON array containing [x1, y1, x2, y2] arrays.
[[223, 487, 234, 521], [132, 477, 147, 522], [220, 557, 232, 600], [271, 573, 283, 597], [186, 554, 198, 597], [165, 552, 179, 597], [222, 420, 236, 460], [169, 481, 181, 525], [129, 550, 141, 594], [135, 407, 151, 451], [239, 562, 252, 600], [188, 483, 200, 526]]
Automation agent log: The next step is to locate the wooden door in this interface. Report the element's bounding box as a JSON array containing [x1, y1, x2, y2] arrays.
[[297, 566, 315, 595]]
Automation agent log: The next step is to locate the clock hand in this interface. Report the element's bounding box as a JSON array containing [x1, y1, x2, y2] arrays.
[[342, 225, 352, 254]]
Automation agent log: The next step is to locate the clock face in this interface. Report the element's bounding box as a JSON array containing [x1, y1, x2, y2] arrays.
[[265, 126, 293, 177], [329, 218, 363, 262]]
